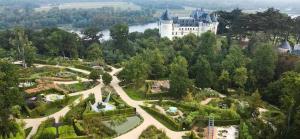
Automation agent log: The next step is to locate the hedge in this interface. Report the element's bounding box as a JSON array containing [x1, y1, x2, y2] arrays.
[[74, 65, 93, 72], [73, 121, 86, 136], [193, 118, 240, 126], [145, 93, 170, 99], [58, 125, 77, 138], [140, 106, 182, 131], [162, 101, 198, 111], [59, 136, 92, 139]]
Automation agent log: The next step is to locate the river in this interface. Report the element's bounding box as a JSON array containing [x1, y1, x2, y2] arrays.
[[71, 22, 158, 41]]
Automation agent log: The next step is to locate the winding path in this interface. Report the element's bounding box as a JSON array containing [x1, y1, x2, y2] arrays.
[[23, 64, 186, 139], [109, 67, 186, 139]]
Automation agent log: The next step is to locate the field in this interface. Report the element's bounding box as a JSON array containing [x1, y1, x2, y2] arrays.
[[35, 2, 141, 11]]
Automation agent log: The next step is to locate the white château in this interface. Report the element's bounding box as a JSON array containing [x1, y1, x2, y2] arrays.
[[158, 9, 219, 40]]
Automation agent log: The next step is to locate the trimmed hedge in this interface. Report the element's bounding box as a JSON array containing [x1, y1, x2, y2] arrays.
[[162, 101, 198, 111], [58, 125, 77, 138], [140, 106, 182, 131], [59, 136, 92, 139], [73, 121, 86, 136], [74, 65, 93, 72], [193, 118, 240, 126]]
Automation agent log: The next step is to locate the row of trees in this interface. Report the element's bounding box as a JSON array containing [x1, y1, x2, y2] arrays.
[[0, 7, 155, 30], [218, 8, 300, 45]]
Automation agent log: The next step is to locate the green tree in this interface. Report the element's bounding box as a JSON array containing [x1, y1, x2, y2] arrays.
[[233, 67, 248, 89], [0, 61, 24, 137], [251, 43, 277, 87], [102, 73, 112, 85], [191, 56, 214, 88], [218, 70, 231, 92], [110, 24, 130, 53], [169, 56, 191, 98], [119, 55, 149, 87], [86, 43, 104, 65], [222, 45, 248, 75], [9, 28, 36, 67], [89, 70, 100, 82]]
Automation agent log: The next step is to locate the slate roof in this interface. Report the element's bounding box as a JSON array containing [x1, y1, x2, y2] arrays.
[[161, 9, 172, 20], [279, 41, 292, 50], [161, 8, 218, 27]]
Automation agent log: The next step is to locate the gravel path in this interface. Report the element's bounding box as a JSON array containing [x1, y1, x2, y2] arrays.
[[23, 64, 186, 139], [109, 67, 186, 139]]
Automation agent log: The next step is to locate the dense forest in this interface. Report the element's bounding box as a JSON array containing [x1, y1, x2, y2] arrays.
[[0, 7, 156, 30], [1, 6, 300, 139]]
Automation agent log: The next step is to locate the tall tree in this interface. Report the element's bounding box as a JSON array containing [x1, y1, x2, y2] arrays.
[[191, 56, 214, 88], [251, 43, 277, 87], [233, 67, 248, 89], [0, 61, 24, 137], [218, 70, 231, 92], [82, 27, 102, 45], [9, 28, 36, 67], [110, 24, 130, 54], [222, 45, 248, 75], [86, 43, 103, 65], [169, 56, 191, 98]]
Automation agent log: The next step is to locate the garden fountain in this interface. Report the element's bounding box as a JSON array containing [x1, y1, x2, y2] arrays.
[[91, 92, 116, 112]]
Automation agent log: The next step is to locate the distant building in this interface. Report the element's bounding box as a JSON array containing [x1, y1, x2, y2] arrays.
[[158, 9, 219, 40], [278, 41, 292, 53]]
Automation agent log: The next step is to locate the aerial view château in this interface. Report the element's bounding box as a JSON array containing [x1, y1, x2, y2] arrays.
[[1, 0, 300, 139], [159, 9, 219, 40]]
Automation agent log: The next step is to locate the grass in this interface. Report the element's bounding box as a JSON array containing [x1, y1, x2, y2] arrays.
[[25, 127, 33, 137], [124, 87, 146, 100], [102, 116, 142, 135], [43, 95, 81, 116], [28, 95, 81, 118], [59, 82, 98, 93]]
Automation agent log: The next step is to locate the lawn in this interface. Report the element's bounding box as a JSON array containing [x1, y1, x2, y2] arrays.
[[124, 86, 146, 100], [28, 95, 81, 118], [59, 82, 98, 93], [102, 116, 142, 135]]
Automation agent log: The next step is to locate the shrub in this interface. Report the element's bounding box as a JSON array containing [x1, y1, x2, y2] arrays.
[[139, 125, 170, 139], [73, 120, 86, 136], [58, 125, 77, 138], [102, 73, 112, 85], [89, 70, 100, 81]]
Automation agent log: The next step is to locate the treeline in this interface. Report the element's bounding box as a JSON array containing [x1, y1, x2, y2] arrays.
[[218, 8, 300, 45], [0, 7, 156, 30]]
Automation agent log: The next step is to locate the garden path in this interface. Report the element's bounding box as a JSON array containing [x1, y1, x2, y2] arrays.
[[23, 64, 186, 139], [109, 66, 187, 139], [22, 65, 103, 139]]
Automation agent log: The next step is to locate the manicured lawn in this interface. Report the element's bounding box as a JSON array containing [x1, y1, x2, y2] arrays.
[[102, 116, 142, 135], [43, 95, 81, 116], [124, 87, 146, 100], [59, 82, 98, 93], [28, 95, 81, 118]]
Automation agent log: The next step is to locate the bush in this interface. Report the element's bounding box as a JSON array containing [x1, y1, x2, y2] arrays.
[[73, 120, 86, 136], [102, 73, 112, 85], [89, 70, 100, 81], [139, 125, 170, 139], [59, 125, 77, 138], [74, 65, 93, 71], [141, 106, 181, 131]]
